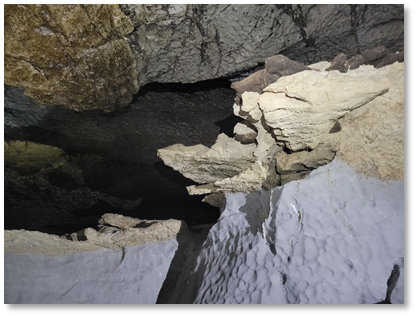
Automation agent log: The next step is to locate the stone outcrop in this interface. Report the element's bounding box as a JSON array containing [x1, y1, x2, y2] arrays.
[[231, 54, 310, 104], [168, 160, 404, 304], [158, 60, 404, 200], [4, 213, 185, 256], [248, 63, 395, 151], [321, 64, 404, 181], [4, 4, 403, 111], [4, 4, 138, 111]]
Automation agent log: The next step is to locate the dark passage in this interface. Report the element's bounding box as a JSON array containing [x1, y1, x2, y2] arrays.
[[4, 79, 239, 235]]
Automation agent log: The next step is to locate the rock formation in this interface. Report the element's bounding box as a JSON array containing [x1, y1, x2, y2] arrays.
[[4, 4, 403, 111], [5, 213, 185, 255], [158, 60, 404, 201], [167, 160, 404, 304], [4, 159, 405, 304], [3, 4, 405, 305], [4, 4, 138, 111], [5, 214, 188, 303]]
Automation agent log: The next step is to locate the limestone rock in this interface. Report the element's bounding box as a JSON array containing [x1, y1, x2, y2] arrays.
[[234, 122, 258, 144], [4, 140, 67, 174], [276, 143, 336, 184], [158, 108, 282, 195], [157, 133, 257, 185], [160, 60, 403, 198], [256, 64, 399, 151], [126, 4, 403, 84], [231, 55, 309, 103], [325, 52, 348, 72], [5, 235, 180, 303], [322, 64, 404, 181], [4, 214, 185, 255]]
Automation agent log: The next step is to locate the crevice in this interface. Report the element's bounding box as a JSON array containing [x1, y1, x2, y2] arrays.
[[350, 4, 361, 54], [276, 4, 315, 48], [376, 264, 401, 304]]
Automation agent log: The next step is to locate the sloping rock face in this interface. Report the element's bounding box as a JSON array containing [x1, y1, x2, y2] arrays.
[[4, 214, 188, 303], [158, 62, 404, 198], [170, 160, 404, 304], [4, 4, 403, 111]]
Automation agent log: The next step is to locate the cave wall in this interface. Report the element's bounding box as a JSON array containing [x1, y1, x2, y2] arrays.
[[4, 4, 404, 111], [3, 3, 405, 233]]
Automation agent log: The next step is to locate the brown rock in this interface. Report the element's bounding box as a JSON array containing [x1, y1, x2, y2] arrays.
[[347, 54, 364, 70], [265, 54, 310, 76], [326, 53, 348, 73], [4, 4, 138, 111]]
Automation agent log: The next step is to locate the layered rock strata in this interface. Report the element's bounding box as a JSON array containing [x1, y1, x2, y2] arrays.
[[5, 213, 185, 255], [158, 60, 404, 202]]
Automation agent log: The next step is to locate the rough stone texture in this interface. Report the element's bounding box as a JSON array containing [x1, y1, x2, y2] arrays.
[[4, 159, 405, 304], [4, 213, 184, 255], [159, 61, 404, 196], [4, 4, 403, 111], [158, 116, 281, 195], [276, 143, 336, 184], [158, 133, 257, 185], [4, 4, 138, 111], [124, 4, 404, 83], [171, 160, 404, 304], [258, 64, 397, 152], [325, 52, 348, 72], [230, 54, 309, 103], [4, 240, 178, 303], [321, 64, 404, 181]]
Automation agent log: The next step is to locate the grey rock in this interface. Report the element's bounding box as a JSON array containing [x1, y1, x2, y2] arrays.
[[347, 54, 364, 70], [361, 45, 390, 63]]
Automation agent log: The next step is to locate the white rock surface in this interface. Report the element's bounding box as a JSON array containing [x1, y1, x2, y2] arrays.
[[4, 161, 404, 304], [4, 240, 177, 304], [242, 63, 400, 152], [4, 214, 186, 303], [181, 159, 404, 304]]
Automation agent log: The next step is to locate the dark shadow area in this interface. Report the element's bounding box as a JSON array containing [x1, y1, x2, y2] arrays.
[[376, 264, 401, 304], [4, 80, 237, 235], [157, 222, 215, 304], [214, 115, 244, 138], [135, 78, 232, 96], [5, 126, 71, 150]]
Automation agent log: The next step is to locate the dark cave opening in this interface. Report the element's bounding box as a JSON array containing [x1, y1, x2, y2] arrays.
[[4, 78, 240, 235]]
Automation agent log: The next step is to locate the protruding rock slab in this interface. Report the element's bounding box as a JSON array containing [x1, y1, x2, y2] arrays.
[[159, 62, 404, 195], [4, 214, 185, 255], [258, 66, 394, 151]]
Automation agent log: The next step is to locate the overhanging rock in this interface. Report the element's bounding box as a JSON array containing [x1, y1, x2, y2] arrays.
[[158, 61, 404, 201]]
